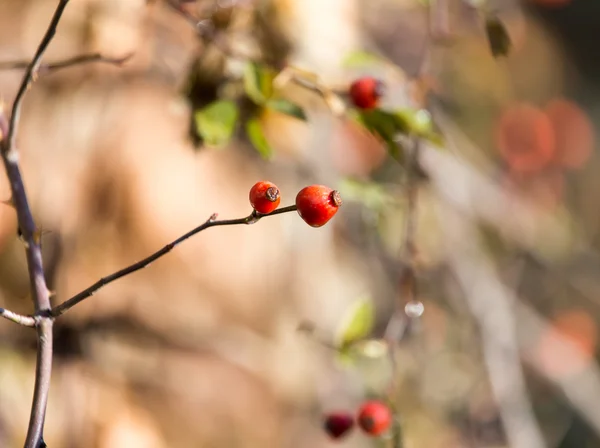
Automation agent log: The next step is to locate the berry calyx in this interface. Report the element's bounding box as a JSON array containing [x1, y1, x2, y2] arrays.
[[357, 400, 392, 437], [323, 412, 355, 440], [249, 181, 281, 214], [295, 185, 342, 228], [349, 77, 385, 110]]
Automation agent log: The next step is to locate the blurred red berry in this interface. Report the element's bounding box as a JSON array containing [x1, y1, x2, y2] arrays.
[[295, 185, 342, 227], [495, 103, 555, 173], [249, 181, 281, 214], [357, 400, 392, 437], [323, 412, 355, 440], [545, 98, 594, 170], [349, 77, 385, 110]]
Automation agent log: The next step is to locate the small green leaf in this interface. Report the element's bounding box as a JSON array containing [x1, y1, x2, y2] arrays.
[[357, 109, 398, 141], [334, 338, 389, 369], [394, 108, 432, 135], [266, 98, 307, 121], [485, 16, 512, 58], [393, 108, 444, 147], [339, 178, 396, 211], [245, 118, 273, 160], [356, 109, 405, 162], [194, 100, 239, 147], [243, 61, 275, 105], [342, 50, 385, 68], [335, 298, 375, 347]]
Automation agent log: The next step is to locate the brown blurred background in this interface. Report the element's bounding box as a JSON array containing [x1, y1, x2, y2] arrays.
[[1, 0, 600, 447]]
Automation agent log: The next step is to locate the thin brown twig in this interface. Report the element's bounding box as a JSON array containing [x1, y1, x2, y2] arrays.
[[0, 53, 132, 74], [165, 0, 255, 60], [7, 0, 70, 159], [50, 205, 298, 317]]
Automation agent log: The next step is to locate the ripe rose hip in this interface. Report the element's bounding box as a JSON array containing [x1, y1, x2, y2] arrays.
[[295, 185, 342, 227], [349, 77, 385, 110], [357, 400, 392, 437], [323, 412, 355, 440], [249, 181, 281, 214]]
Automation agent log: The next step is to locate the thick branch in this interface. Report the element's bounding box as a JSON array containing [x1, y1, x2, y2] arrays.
[[0, 53, 132, 74], [50, 204, 298, 317]]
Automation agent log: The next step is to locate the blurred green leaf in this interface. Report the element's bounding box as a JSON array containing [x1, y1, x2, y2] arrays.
[[194, 100, 239, 147], [339, 178, 396, 211], [356, 109, 405, 162], [394, 108, 444, 147], [342, 50, 385, 68], [485, 16, 512, 58], [266, 98, 307, 121], [394, 108, 432, 135], [334, 338, 389, 370], [244, 61, 275, 105], [335, 298, 375, 347], [245, 118, 273, 159], [357, 109, 398, 140]]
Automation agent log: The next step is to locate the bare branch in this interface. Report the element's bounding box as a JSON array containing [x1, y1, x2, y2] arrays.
[[50, 204, 298, 317], [6, 0, 70, 160], [0, 53, 132, 74], [0, 307, 36, 327], [0, 1, 72, 447], [165, 0, 255, 60], [442, 205, 546, 448]]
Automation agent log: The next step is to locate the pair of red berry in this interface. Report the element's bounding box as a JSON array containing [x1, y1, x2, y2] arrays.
[[323, 400, 393, 441], [249, 181, 342, 228]]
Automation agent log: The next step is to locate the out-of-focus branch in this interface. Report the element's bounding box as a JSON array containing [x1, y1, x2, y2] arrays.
[[0, 53, 132, 74], [441, 204, 547, 448], [50, 205, 298, 317], [165, 0, 256, 60]]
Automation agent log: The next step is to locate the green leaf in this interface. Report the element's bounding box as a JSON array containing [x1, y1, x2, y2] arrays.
[[194, 100, 239, 147], [342, 50, 385, 68], [485, 16, 512, 58], [334, 338, 389, 369], [339, 178, 395, 211], [357, 109, 398, 141], [266, 98, 307, 121], [245, 118, 273, 160], [243, 61, 275, 105], [394, 108, 432, 135], [356, 109, 405, 162], [393, 108, 444, 147], [335, 298, 375, 347]]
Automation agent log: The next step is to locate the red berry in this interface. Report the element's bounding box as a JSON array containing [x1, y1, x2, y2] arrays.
[[357, 400, 392, 437], [295, 185, 342, 227], [495, 103, 555, 173], [249, 181, 281, 214], [323, 412, 354, 440], [349, 77, 385, 110]]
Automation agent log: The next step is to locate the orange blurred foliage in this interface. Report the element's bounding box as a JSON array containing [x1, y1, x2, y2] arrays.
[[536, 309, 598, 379], [545, 98, 595, 170], [495, 103, 556, 173]]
